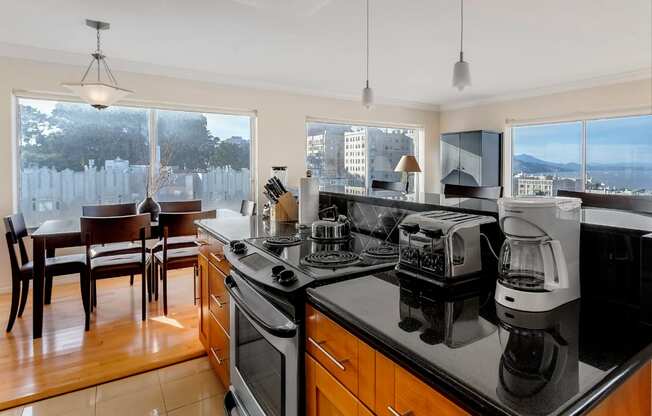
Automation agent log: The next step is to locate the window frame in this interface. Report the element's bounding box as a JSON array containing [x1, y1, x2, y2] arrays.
[[13, 93, 257, 222], [305, 117, 424, 191], [507, 113, 652, 197]]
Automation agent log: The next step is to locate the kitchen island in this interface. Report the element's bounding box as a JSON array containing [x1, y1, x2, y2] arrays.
[[195, 197, 652, 416]]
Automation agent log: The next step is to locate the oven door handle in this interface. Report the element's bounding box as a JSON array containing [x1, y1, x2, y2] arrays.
[[225, 275, 298, 338]]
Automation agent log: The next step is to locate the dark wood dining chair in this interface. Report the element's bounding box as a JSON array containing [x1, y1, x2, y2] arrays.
[[443, 183, 503, 200], [371, 180, 405, 192], [556, 190, 652, 215], [80, 214, 151, 330], [152, 210, 217, 315], [82, 202, 141, 286], [240, 200, 256, 216], [159, 200, 202, 213], [4, 213, 87, 332]]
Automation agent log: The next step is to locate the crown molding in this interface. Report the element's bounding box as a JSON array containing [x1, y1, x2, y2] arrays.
[[0, 42, 440, 112], [439, 68, 652, 111]]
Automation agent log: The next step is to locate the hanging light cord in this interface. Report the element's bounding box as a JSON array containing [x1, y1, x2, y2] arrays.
[[459, 0, 464, 60], [365, 0, 370, 85]]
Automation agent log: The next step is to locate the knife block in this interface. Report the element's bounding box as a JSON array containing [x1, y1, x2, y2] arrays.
[[271, 192, 298, 222]]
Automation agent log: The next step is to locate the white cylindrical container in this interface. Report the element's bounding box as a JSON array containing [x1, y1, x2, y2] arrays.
[[299, 176, 320, 226]]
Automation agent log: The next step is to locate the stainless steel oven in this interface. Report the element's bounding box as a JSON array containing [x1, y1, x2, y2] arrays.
[[224, 271, 299, 416]]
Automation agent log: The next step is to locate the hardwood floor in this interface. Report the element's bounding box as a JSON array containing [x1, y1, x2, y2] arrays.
[[0, 269, 204, 411]]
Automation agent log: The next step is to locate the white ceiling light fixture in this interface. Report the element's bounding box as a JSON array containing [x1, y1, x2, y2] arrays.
[[452, 0, 471, 91], [62, 19, 133, 109], [361, 0, 374, 109]]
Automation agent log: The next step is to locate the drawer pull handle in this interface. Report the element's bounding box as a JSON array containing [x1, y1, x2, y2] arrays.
[[210, 347, 228, 365], [210, 294, 227, 308], [387, 406, 411, 416], [307, 337, 348, 371]]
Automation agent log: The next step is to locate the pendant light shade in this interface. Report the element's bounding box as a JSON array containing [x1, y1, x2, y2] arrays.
[[62, 20, 133, 109], [452, 53, 471, 91], [361, 0, 374, 109], [452, 0, 471, 91], [362, 80, 374, 109]]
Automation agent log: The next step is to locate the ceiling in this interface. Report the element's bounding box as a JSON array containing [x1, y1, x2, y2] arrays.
[[0, 0, 650, 108]]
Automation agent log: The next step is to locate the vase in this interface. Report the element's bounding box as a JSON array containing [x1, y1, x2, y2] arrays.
[[137, 196, 161, 221]]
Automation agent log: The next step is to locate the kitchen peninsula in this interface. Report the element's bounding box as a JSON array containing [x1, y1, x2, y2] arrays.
[[195, 190, 652, 416]]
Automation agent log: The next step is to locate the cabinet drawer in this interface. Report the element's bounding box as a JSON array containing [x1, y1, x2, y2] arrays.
[[306, 305, 374, 403], [208, 263, 229, 332], [394, 365, 468, 416], [208, 312, 230, 388], [306, 353, 372, 416]]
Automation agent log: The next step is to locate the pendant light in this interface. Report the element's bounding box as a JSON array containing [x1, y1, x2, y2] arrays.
[[452, 0, 471, 91], [62, 20, 133, 109], [361, 0, 374, 109]]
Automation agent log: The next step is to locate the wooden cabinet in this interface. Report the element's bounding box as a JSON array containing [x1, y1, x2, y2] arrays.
[[587, 361, 651, 416], [306, 303, 468, 416], [306, 353, 374, 416], [306, 305, 375, 410], [198, 245, 231, 389]]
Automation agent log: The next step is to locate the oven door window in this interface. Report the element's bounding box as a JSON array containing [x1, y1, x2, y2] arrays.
[[236, 307, 285, 416]]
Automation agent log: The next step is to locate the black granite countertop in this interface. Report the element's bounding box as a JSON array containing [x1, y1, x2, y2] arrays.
[[307, 272, 652, 416]]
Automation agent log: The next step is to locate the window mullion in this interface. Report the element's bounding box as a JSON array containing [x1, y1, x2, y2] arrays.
[[581, 120, 587, 192]]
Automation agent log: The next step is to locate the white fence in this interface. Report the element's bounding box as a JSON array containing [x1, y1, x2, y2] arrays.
[[20, 166, 251, 225]]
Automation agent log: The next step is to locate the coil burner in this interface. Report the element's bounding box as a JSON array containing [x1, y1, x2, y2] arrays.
[[263, 235, 302, 247], [362, 244, 399, 259], [301, 251, 362, 269]]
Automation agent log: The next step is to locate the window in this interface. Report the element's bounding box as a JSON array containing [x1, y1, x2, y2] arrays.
[[17, 98, 253, 226], [511, 114, 652, 197], [156, 110, 251, 212], [306, 122, 419, 190]]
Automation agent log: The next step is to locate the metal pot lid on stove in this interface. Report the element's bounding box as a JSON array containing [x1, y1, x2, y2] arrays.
[[311, 205, 351, 241]]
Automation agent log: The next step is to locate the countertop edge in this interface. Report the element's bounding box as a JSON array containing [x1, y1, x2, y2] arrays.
[[307, 289, 652, 416], [196, 220, 232, 244], [306, 290, 514, 416]]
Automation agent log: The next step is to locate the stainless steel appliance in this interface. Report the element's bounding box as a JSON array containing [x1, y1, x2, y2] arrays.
[[495, 197, 581, 312], [224, 230, 399, 416], [396, 210, 496, 285], [310, 205, 351, 241]]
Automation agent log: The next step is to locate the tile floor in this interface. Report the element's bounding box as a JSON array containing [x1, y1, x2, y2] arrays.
[[0, 357, 225, 416]]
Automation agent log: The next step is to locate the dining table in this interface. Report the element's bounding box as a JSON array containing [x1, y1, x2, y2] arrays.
[[29, 208, 241, 340]]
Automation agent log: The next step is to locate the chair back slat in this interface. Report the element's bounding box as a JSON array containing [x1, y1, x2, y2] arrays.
[[4, 232, 21, 277], [4, 214, 29, 265], [556, 190, 652, 215], [240, 200, 256, 216], [81, 214, 151, 246], [159, 200, 202, 213], [443, 184, 503, 200], [371, 180, 404, 192], [159, 210, 217, 238], [82, 203, 137, 217]]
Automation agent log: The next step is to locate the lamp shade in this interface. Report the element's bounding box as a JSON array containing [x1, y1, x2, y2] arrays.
[[62, 82, 133, 109], [452, 59, 471, 91], [394, 155, 421, 173]]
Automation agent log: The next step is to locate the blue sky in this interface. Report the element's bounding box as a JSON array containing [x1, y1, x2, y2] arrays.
[[514, 115, 652, 164]]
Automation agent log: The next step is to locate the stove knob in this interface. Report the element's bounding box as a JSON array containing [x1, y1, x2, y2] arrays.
[[231, 241, 247, 255], [271, 265, 285, 277], [277, 270, 297, 286]]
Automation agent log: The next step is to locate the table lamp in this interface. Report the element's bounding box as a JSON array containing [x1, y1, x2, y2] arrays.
[[394, 155, 421, 193]]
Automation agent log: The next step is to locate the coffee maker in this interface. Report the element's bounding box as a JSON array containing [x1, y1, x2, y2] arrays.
[[495, 197, 581, 312]]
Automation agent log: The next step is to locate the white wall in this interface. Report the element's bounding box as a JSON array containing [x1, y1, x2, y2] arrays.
[[0, 56, 440, 293], [439, 78, 652, 194]]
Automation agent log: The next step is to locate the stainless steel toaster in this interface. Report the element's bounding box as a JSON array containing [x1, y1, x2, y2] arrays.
[[396, 210, 496, 284]]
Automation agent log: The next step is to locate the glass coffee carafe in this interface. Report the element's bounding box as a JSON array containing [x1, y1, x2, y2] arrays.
[[498, 237, 568, 292]]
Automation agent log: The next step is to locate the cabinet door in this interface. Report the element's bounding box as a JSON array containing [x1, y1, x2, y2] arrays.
[[208, 262, 229, 333], [306, 353, 359, 416], [374, 352, 396, 416], [198, 253, 209, 345], [459, 132, 482, 186], [395, 366, 468, 416], [441, 133, 460, 185]]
